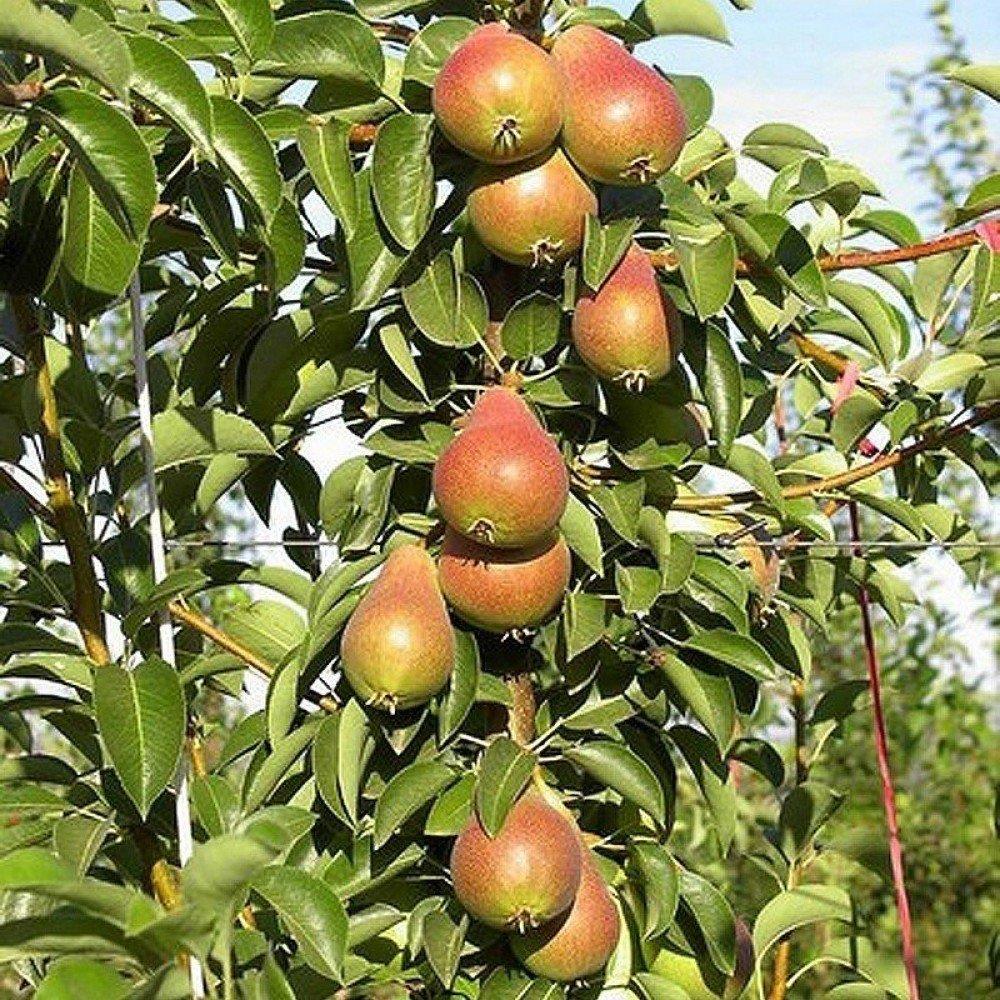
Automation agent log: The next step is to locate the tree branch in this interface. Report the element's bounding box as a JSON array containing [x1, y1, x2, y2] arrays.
[[648, 227, 979, 275], [14, 297, 110, 664], [666, 401, 999, 512], [167, 600, 338, 714]]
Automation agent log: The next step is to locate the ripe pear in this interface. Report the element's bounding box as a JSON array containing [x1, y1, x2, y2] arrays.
[[339, 545, 454, 713], [467, 147, 597, 266], [551, 26, 687, 186], [433, 387, 569, 548], [451, 790, 582, 931], [512, 841, 620, 981], [571, 244, 683, 391], [433, 23, 564, 165], [438, 528, 571, 633]]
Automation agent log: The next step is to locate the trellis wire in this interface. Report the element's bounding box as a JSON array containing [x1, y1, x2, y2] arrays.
[[129, 276, 205, 999], [154, 538, 1000, 551], [850, 501, 921, 1000]]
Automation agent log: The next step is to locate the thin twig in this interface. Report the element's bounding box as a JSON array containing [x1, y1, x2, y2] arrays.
[[666, 401, 999, 511], [849, 502, 921, 1000]]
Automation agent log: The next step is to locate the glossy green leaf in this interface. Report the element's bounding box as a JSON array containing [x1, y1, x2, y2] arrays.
[[210, 96, 283, 227], [565, 741, 666, 825], [631, 0, 731, 43], [32, 89, 156, 241], [205, 0, 274, 61], [683, 628, 778, 680], [152, 407, 274, 471], [93, 659, 185, 818], [0, 0, 129, 98], [948, 63, 1000, 103], [500, 292, 562, 359], [127, 35, 214, 158], [475, 737, 536, 837], [372, 113, 436, 251], [373, 760, 453, 848], [298, 120, 358, 239]]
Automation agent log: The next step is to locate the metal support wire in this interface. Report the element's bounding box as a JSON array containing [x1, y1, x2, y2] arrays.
[[154, 537, 1000, 552], [129, 275, 205, 998]]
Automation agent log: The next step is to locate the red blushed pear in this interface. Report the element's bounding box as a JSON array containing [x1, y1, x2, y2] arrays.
[[571, 243, 683, 391], [450, 790, 582, 931], [511, 840, 620, 981], [433, 387, 569, 548], [432, 23, 565, 165], [467, 147, 597, 267], [552, 25, 687, 186], [438, 528, 571, 634], [339, 545, 454, 713]]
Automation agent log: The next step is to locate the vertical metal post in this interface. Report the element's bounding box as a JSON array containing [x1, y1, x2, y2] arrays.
[[129, 275, 205, 998]]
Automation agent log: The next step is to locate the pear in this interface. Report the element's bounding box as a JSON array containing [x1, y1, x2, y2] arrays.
[[339, 545, 454, 713], [572, 244, 683, 390], [451, 790, 582, 931], [438, 528, 571, 634], [433, 23, 564, 165], [552, 25, 687, 186], [433, 387, 569, 548], [467, 147, 598, 266], [511, 841, 620, 981]]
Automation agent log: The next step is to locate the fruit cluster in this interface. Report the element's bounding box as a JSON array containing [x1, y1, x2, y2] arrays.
[[434, 22, 687, 392], [338, 385, 618, 979]]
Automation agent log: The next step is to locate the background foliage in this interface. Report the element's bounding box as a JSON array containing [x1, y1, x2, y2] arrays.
[[0, 0, 997, 998]]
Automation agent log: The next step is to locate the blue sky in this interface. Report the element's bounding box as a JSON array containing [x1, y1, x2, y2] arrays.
[[637, 0, 999, 220]]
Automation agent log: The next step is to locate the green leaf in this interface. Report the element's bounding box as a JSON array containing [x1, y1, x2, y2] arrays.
[[54, 163, 140, 321], [402, 252, 486, 348], [565, 741, 666, 825], [251, 866, 348, 982], [347, 169, 409, 309], [425, 773, 475, 836], [582, 216, 639, 290], [592, 478, 645, 543], [683, 628, 778, 680], [562, 591, 610, 659], [263, 12, 383, 90], [32, 89, 155, 241], [500, 292, 562, 359], [631, 0, 731, 43], [914, 352, 986, 392], [668, 225, 737, 319], [655, 650, 734, 746], [726, 441, 785, 513], [0, 0, 129, 98], [379, 322, 428, 399], [476, 737, 536, 837], [678, 867, 737, 974], [559, 494, 603, 574], [629, 842, 679, 940], [830, 280, 899, 368], [36, 957, 128, 1000], [423, 910, 466, 988], [372, 113, 436, 251], [210, 96, 282, 227], [948, 63, 1000, 103], [439, 629, 479, 745], [126, 35, 214, 158], [298, 120, 357, 239], [404, 18, 478, 87], [373, 760, 454, 848], [187, 167, 240, 266], [152, 408, 274, 471], [690, 324, 742, 458], [205, 0, 274, 61], [752, 885, 852, 965], [93, 658, 185, 818]]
